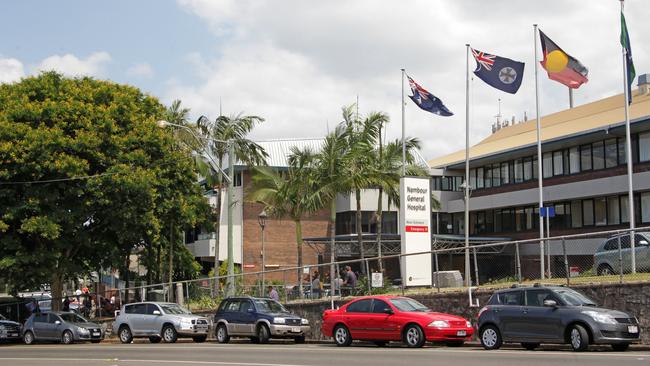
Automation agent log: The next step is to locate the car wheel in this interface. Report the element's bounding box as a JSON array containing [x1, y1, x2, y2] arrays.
[[119, 326, 133, 344], [149, 336, 162, 343], [521, 342, 540, 350], [374, 341, 388, 347], [598, 264, 615, 276], [23, 331, 35, 345], [446, 341, 464, 347], [294, 335, 305, 344], [162, 325, 178, 344], [192, 335, 207, 343], [333, 324, 352, 347], [257, 324, 270, 344], [61, 330, 74, 345], [216, 324, 230, 344], [403, 324, 425, 348], [612, 343, 630, 352], [480, 325, 502, 350], [569, 324, 589, 352]]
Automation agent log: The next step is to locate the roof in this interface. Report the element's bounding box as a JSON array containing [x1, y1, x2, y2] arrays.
[[428, 88, 650, 168]]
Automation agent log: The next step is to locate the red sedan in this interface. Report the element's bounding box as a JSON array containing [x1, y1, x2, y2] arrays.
[[322, 295, 473, 348]]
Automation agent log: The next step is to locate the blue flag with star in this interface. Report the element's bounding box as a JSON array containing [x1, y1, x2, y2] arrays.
[[472, 48, 525, 94], [407, 75, 453, 116]]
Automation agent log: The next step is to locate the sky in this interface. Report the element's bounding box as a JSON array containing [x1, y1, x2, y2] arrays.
[[1, 0, 648, 160]]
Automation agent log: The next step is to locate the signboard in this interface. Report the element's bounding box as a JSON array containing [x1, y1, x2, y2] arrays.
[[399, 177, 432, 287], [540, 206, 555, 217], [371, 272, 383, 288]]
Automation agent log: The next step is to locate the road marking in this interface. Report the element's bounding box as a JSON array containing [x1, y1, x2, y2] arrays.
[[0, 358, 306, 366]]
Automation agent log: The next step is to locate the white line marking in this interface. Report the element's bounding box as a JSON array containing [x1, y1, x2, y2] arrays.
[[0, 358, 306, 366]]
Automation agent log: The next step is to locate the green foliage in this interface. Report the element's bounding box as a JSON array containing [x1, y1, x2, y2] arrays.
[[0, 72, 210, 295]]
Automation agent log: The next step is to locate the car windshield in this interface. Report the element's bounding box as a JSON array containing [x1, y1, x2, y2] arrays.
[[160, 304, 191, 315], [59, 313, 89, 323], [389, 298, 431, 312], [254, 299, 287, 313], [554, 289, 597, 306]]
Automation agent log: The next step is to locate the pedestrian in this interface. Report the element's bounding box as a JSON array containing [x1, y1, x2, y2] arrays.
[[344, 266, 357, 287], [268, 286, 280, 302], [311, 271, 321, 299], [63, 297, 70, 312]]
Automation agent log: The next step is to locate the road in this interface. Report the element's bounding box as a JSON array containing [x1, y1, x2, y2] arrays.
[[0, 341, 648, 366]]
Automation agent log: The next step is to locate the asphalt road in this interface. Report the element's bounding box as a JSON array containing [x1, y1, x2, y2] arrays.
[[1, 341, 649, 366]]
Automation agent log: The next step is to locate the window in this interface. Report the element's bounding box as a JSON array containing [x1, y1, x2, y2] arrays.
[[469, 169, 476, 189], [569, 146, 580, 174], [515, 208, 525, 232], [523, 157, 533, 181], [583, 199, 594, 226], [492, 164, 501, 187], [606, 196, 620, 225], [514, 159, 523, 183], [621, 195, 630, 223], [484, 166, 492, 188], [580, 144, 592, 170], [346, 299, 372, 313], [497, 291, 523, 306], [553, 151, 564, 176], [146, 304, 162, 315], [642, 192, 650, 223], [640, 132, 650, 162], [593, 141, 605, 170], [234, 171, 243, 187], [224, 300, 241, 312], [476, 168, 484, 189], [594, 197, 607, 226], [125, 303, 147, 314], [371, 299, 392, 313], [494, 209, 502, 232], [34, 314, 48, 323], [239, 300, 254, 313], [525, 207, 534, 230], [603, 238, 618, 251], [605, 139, 618, 168], [48, 314, 61, 324], [542, 152, 552, 178], [501, 162, 510, 185], [571, 200, 582, 228], [533, 157, 538, 179], [618, 138, 627, 165], [526, 289, 557, 307]]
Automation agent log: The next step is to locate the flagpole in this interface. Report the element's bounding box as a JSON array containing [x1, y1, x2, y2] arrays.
[[464, 44, 471, 288], [401, 69, 406, 176], [569, 88, 574, 108], [621, 0, 636, 273], [534, 24, 545, 280]]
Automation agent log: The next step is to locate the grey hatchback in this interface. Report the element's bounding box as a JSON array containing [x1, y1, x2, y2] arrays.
[[22, 312, 103, 344], [478, 285, 640, 352], [594, 232, 650, 275]]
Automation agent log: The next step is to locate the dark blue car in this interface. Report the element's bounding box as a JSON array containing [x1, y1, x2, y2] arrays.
[[213, 296, 310, 344]]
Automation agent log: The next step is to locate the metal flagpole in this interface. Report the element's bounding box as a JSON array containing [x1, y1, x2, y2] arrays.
[[621, 0, 636, 273], [534, 24, 545, 280], [401, 69, 406, 176], [464, 44, 471, 287], [569, 88, 574, 108]]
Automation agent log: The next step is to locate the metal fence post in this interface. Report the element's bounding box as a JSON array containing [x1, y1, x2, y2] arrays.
[[434, 251, 440, 293], [472, 247, 479, 287], [562, 237, 569, 286], [365, 259, 371, 295], [515, 242, 522, 283], [283, 270, 288, 303], [618, 234, 623, 284]]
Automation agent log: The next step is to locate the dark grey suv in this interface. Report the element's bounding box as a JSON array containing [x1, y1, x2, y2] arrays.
[[478, 285, 640, 352]]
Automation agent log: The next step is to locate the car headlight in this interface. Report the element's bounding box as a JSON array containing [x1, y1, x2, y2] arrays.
[[180, 319, 193, 328], [428, 320, 450, 328], [78, 327, 90, 335], [273, 317, 286, 324], [301, 318, 309, 325], [466, 321, 472, 328], [582, 311, 617, 325]]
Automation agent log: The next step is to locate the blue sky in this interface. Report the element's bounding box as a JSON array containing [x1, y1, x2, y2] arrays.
[[1, 1, 648, 160]]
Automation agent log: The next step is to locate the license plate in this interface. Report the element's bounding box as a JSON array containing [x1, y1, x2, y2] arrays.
[[93, 332, 101, 336], [456, 330, 467, 336], [628, 325, 638, 334], [291, 327, 301, 333]]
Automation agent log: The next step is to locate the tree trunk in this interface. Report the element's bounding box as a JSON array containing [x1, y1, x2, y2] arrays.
[[376, 187, 384, 273], [356, 189, 365, 274], [124, 253, 130, 303], [157, 242, 162, 283], [50, 272, 63, 311], [168, 218, 174, 302], [295, 219, 304, 299], [146, 240, 153, 286]]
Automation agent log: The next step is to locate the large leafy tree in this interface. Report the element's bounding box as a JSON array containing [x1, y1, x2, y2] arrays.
[[0, 72, 211, 306], [248, 147, 321, 298]]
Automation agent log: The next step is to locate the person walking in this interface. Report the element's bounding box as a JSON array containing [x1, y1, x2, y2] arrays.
[[62, 297, 70, 312], [311, 271, 321, 299], [268, 286, 280, 302]]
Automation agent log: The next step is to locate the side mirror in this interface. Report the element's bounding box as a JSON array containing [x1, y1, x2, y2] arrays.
[[54, 320, 61, 325], [383, 308, 394, 315], [543, 300, 557, 308], [152, 310, 161, 316]]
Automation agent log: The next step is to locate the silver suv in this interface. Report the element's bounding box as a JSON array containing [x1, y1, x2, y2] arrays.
[[594, 233, 650, 275], [113, 302, 209, 344]]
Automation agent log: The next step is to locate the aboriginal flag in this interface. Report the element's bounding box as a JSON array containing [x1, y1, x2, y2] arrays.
[[539, 30, 588, 89]]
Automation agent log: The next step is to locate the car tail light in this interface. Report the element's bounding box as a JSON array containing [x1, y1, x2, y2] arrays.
[[477, 306, 489, 319]]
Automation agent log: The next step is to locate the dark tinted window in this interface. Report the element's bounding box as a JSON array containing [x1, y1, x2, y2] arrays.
[[525, 289, 557, 307], [145, 304, 160, 315], [487, 294, 499, 305], [224, 300, 240, 312], [346, 299, 372, 313], [603, 239, 617, 251], [497, 291, 523, 306], [34, 314, 47, 323], [48, 314, 61, 323], [371, 300, 391, 313], [125, 303, 147, 314], [239, 301, 254, 313]]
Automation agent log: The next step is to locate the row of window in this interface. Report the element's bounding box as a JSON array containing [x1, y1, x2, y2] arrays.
[[437, 192, 650, 235], [433, 132, 650, 192], [335, 211, 398, 235]]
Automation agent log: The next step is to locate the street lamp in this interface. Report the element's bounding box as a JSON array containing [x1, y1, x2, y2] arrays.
[[258, 209, 268, 296], [157, 119, 237, 297]]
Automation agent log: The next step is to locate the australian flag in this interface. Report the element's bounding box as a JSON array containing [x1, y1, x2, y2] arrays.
[[472, 48, 525, 94], [407, 75, 453, 116]]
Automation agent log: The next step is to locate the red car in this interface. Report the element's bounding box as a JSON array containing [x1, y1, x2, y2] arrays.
[[321, 295, 474, 348]]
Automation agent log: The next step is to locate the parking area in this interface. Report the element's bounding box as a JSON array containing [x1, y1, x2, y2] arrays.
[[1, 342, 649, 366]]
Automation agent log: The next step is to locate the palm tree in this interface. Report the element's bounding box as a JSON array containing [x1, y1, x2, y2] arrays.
[[248, 147, 321, 298], [195, 112, 268, 293]]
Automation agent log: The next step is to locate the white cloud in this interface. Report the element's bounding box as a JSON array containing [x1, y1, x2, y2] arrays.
[[126, 62, 155, 78], [36, 52, 111, 77], [171, 0, 649, 160], [0, 57, 25, 83]]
